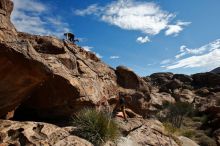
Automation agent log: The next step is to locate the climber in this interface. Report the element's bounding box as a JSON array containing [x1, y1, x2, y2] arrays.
[[113, 92, 128, 122], [64, 32, 79, 43]]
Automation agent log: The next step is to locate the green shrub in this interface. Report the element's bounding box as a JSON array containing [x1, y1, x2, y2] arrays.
[[198, 135, 217, 146], [71, 108, 120, 146], [163, 122, 179, 134], [181, 129, 196, 139], [192, 115, 208, 125], [167, 102, 193, 128]]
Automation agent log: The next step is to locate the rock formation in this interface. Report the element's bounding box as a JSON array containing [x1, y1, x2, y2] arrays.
[[0, 0, 118, 120], [0, 0, 219, 145], [211, 67, 220, 73], [0, 120, 93, 146]]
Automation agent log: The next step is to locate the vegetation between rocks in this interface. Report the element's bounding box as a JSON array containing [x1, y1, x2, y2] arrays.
[[71, 108, 120, 146], [160, 102, 218, 146]]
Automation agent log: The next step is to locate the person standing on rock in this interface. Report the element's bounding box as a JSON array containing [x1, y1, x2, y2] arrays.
[[64, 32, 79, 43], [113, 92, 128, 122]]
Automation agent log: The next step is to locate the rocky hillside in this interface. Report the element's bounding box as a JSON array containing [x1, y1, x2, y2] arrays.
[[0, 0, 220, 146], [211, 67, 220, 73]]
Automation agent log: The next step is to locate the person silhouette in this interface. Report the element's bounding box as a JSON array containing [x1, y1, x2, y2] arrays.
[[64, 33, 79, 43]]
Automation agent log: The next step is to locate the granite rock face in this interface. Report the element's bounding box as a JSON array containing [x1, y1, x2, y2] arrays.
[[0, 120, 93, 146], [0, 0, 17, 42], [0, 1, 219, 145], [112, 118, 179, 146], [0, 0, 118, 119]]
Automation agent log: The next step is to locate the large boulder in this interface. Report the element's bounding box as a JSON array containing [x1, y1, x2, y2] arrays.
[[159, 79, 183, 93], [114, 90, 150, 117], [0, 34, 118, 119], [150, 72, 173, 86], [210, 67, 220, 74], [0, 0, 118, 120], [204, 106, 220, 131], [178, 136, 199, 146], [149, 92, 175, 110], [173, 74, 193, 84], [173, 89, 196, 103], [0, 120, 93, 146], [116, 66, 150, 93], [192, 73, 220, 87], [113, 118, 179, 146]]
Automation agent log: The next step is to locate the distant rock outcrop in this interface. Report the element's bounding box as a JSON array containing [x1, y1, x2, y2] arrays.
[[210, 67, 220, 73], [0, 0, 219, 145]]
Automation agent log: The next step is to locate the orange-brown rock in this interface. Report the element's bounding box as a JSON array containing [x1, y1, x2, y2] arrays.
[[0, 120, 93, 146], [0, 0, 17, 42], [0, 0, 118, 119], [113, 118, 179, 146]]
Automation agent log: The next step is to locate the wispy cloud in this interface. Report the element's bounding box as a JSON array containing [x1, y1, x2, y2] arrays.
[[12, 0, 70, 37], [110, 56, 120, 59], [136, 36, 150, 44], [165, 21, 191, 36], [175, 40, 220, 59], [82, 46, 102, 58], [82, 46, 93, 52], [160, 59, 171, 65], [95, 53, 103, 59], [164, 39, 220, 70], [74, 0, 190, 37], [75, 4, 102, 16]]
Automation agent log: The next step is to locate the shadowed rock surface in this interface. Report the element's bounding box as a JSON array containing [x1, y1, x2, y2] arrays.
[[0, 0, 220, 145], [211, 67, 220, 73], [0, 0, 118, 120]]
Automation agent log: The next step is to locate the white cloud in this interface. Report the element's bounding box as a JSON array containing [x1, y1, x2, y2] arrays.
[[165, 39, 220, 70], [136, 36, 150, 44], [165, 21, 191, 36], [95, 53, 103, 59], [74, 0, 190, 36], [82, 46, 93, 52], [74, 4, 102, 16], [160, 59, 171, 65], [110, 56, 120, 59], [176, 39, 220, 59], [167, 49, 220, 70], [12, 0, 70, 37], [13, 0, 46, 12], [82, 46, 102, 58]]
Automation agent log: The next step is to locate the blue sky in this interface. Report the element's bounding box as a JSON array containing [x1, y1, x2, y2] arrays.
[[12, 0, 220, 76]]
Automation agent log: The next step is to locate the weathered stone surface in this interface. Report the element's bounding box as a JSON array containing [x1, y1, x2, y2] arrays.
[[204, 106, 220, 131], [158, 79, 183, 94], [214, 129, 220, 146], [210, 67, 220, 74], [150, 92, 175, 109], [0, 120, 93, 146], [150, 72, 173, 86], [0, 35, 118, 119], [116, 66, 150, 93], [107, 118, 179, 146], [173, 74, 193, 84], [195, 88, 211, 97], [173, 89, 195, 103], [178, 136, 199, 146], [0, 0, 17, 42], [114, 88, 152, 118], [192, 72, 220, 87], [117, 118, 179, 146], [0, 0, 118, 119]]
